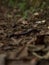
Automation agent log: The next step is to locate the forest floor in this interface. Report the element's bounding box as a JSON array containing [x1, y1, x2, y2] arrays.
[[0, 5, 49, 65]]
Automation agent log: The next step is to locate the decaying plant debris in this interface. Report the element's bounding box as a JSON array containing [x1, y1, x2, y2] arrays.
[[0, 3, 49, 65]]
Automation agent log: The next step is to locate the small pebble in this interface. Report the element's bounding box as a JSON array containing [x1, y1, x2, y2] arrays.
[[41, 20, 46, 23], [36, 21, 42, 24], [34, 12, 39, 16], [36, 20, 46, 24], [47, 26, 49, 29]]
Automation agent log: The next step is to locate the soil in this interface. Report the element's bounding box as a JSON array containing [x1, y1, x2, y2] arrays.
[[0, 5, 49, 65]]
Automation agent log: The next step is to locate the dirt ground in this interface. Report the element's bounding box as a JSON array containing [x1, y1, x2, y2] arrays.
[[0, 5, 49, 65]]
